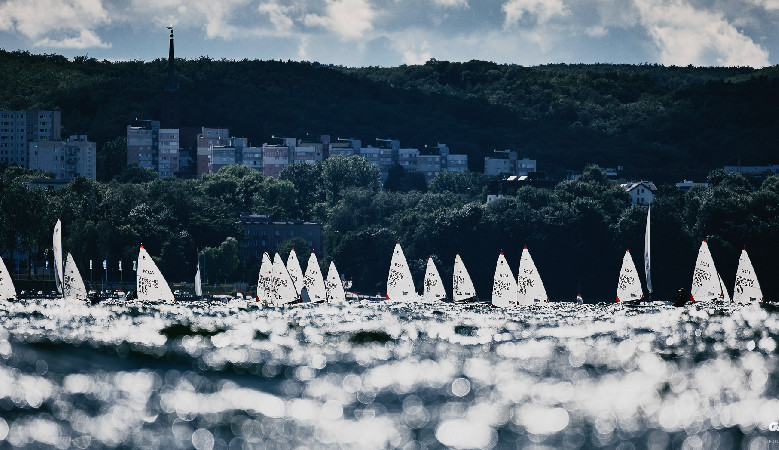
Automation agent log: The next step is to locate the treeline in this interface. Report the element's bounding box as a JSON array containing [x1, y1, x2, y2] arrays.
[[1, 50, 778, 183], [2, 161, 779, 300]]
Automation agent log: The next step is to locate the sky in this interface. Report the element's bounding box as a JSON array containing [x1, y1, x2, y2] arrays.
[[1, 0, 778, 68]]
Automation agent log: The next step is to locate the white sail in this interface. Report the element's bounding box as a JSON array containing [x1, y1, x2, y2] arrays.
[[616, 250, 643, 303], [256, 252, 273, 303], [718, 272, 731, 302], [517, 247, 548, 304], [286, 249, 304, 296], [53, 218, 63, 295], [492, 253, 517, 308], [304, 252, 327, 303], [0, 255, 17, 301], [644, 206, 652, 294], [194, 263, 202, 297], [691, 240, 721, 302], [453, 254, 476, 302], [136, 246, 175, 303], [63, 253, 87, 301], [325, 261, 347, 304], [422, 257, 446, 302], [270, 253, 298, 305], [386, 242, 417, 301], [733, 249, 762, 302]]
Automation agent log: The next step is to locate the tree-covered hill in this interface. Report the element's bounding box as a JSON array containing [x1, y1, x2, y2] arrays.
[[1, 50, 777, 183]]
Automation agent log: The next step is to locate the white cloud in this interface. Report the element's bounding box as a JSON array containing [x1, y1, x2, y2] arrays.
[[298, 35, 310, 60], [259, 1, 295, 32], [303, 0, 376, 41], [635, 0, 770, 67], [127, 0, 249, 39], [35, 29, 112, 49], [746, 0, 779, 10], [431, 0, 469, 8], [502, 0, 568, 27], [0, 0, 110, 47]]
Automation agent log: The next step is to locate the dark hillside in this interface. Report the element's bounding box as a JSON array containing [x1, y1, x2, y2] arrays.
[[1, 50, 777, 182]]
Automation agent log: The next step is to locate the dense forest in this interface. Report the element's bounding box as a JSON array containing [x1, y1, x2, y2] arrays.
[[1, 50, 778, 182], [2, 162, 779, 301]]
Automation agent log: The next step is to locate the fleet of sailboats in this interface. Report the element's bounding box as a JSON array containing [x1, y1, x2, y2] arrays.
[[1, 204, 772, 307]]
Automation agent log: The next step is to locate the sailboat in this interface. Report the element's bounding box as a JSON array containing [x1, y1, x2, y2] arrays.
[[270, 253, 298, 306], [517, 246, 548, 304], [194, 262, 203, 298], [422, 257, 446, 302], [616, 250, 643, 303], [325, 261, 347, 304], [386, 242, 418, 302], [492, 252, 517, 308], [53, 218, 64, 296], [256, 252, 273, 303], [733, 248, 762, 303], [286, 249, 304, 296], [644, 205, 653, 300], [690, 240, 723, 303], [136, 245, 175, 303], [452, 254, 476, 302], [0, 255, 17, 301], [63, 253, 88, 301], [304, 252, 327, 303]]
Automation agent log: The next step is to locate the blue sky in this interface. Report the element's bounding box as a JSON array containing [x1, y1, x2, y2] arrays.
[[1, 0, 777, 67]]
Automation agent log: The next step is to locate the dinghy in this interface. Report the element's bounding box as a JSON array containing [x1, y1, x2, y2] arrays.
[[386, 242, 418, 302], [63, 253, 88, 301], [422, 257, 446, 302], [452, 254, 476, 302], [270, 253, 298, 305], [733, 248, 762, 303], [517, 246, 548, 304], [492, 252, 517, 308], [690, 240, 722, 303], [194, 262, 203, 298], [325, 261, 347, 304], [303, 252, 327, 303], [616, 250, 643, 303], [136, 245, 175, 303], [256, 252, 273, 303], [286, 249, 304, 296], [0, 255, 17, 301], [53, 219, 64, 296]]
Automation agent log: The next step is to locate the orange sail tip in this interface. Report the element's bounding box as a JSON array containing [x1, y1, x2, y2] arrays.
[[616, 297, 621, 303], [140, 244, 145, 250], [626, 249, 630, 252]]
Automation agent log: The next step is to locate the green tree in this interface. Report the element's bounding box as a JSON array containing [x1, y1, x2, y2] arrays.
[[321, 156, 380, 204], [97, 137, 127, 182], [275, 237, 312, 262]]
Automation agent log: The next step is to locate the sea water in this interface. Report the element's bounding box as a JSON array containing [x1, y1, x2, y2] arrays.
[[0, 299, 777, 449]]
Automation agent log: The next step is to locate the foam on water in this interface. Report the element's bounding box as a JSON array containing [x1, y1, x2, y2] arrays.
[[0, 298, 777, 448]]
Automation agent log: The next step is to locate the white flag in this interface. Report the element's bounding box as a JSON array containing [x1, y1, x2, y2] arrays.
[[89, 259, 92, 270], [118, 261, 122, 271], [103, 260, 107, 270], [133, 260, 137, 271]]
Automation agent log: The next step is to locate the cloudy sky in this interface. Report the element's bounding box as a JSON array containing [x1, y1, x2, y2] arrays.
[[1, 0, 777, 67]]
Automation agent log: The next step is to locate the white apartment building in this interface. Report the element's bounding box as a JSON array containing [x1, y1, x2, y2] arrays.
[[28, 135, 96, 180], [0, 110, 61, 167]]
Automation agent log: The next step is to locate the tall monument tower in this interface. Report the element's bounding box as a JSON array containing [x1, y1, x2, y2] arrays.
[[161, 26, 180, 128]]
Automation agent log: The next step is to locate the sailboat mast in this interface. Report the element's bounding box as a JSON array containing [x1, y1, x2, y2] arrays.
[[644, 205, 652, 297]]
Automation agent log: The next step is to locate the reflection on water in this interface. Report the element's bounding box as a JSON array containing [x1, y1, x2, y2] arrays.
[[0, 299, 777, 449]]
